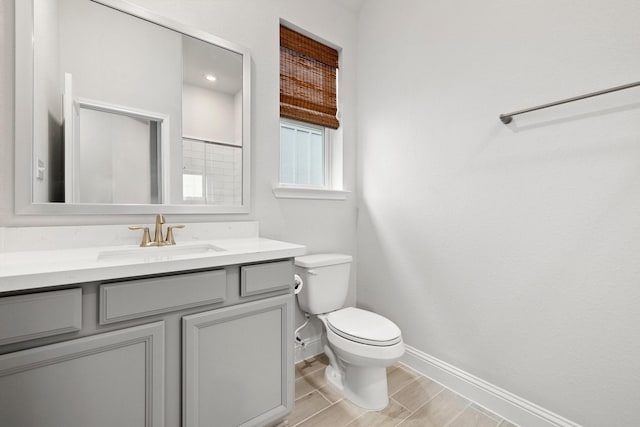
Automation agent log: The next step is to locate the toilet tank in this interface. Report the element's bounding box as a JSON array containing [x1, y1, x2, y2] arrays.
[[295, 254, 352, 314]]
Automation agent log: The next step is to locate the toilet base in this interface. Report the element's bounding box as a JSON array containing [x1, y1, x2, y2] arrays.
[[322, 346, 390, 411], [324, 363, 344, 391], [341, 364, 389, 410], [323, 364, 389, 411]]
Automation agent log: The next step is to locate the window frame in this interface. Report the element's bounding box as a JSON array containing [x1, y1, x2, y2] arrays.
[[274, 119, 348, 200]]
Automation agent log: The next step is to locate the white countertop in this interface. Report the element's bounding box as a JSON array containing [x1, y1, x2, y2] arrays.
[[0, 238, 306, 294]]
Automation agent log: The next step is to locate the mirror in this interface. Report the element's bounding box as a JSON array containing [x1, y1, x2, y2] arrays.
[[15, 0, 251, 214]]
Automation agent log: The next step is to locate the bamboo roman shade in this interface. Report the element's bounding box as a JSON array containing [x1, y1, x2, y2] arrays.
[[280, 25, 339, 129]]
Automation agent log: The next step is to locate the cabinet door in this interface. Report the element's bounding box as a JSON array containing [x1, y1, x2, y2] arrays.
[[0, 322, 164, 427], [183, 294, 294, 427]]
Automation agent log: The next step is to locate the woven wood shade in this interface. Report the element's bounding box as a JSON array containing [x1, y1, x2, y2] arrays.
[[280, 25, 339, 129]]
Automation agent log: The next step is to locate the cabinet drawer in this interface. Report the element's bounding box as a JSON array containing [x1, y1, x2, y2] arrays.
[[0, 289, 82, 345], [240, 260, 293, 297], [99, 269, 226, 324]]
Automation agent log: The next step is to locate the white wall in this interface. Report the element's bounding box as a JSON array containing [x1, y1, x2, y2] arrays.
[[182, 84, 238, 145], [32, 0, 62, 203], [356, 1, 640, 426]]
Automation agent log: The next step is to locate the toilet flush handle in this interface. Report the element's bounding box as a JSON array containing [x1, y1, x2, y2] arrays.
[[307, 270, 318, 275]]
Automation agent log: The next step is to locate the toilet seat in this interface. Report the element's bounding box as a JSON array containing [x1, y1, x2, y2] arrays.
[[327, 307, 401, 346]]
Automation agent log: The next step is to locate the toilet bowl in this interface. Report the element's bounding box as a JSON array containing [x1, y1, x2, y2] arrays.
[[295, 254, 405, 410]]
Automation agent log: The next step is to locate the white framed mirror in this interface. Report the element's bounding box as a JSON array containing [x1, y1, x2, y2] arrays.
[[15, 0, 251, 215]]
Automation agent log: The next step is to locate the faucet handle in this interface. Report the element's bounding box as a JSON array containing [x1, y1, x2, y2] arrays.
[[129, 226, 151, 247], [164, 225, 185, 245]]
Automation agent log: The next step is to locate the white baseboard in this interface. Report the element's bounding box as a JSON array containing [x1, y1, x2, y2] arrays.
[[401, 345, 583, 427], [294, 336, 323, 364]]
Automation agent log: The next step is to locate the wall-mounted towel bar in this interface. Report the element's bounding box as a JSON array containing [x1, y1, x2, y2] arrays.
[[499, 80, 640, 124]]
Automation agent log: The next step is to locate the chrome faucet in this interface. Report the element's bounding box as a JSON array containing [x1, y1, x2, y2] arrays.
[[129, 214, 185, 247]]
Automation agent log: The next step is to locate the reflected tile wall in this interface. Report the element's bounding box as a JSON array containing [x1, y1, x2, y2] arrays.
[[182, 139, 241, 204]]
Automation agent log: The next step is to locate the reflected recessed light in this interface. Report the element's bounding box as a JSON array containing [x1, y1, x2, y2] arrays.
[[205, 74, 217, 82]]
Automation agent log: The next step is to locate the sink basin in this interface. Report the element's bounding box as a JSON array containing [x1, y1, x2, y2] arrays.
[[98, 243, 226, 261]]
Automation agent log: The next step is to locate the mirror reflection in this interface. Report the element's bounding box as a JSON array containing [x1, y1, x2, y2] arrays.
[[76, 107, 162, 204], [181, 36, 243, 205], [32, 0, 244, 206]]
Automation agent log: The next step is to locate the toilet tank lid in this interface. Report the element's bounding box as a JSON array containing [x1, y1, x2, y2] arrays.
[[295, 253, 353, 268]]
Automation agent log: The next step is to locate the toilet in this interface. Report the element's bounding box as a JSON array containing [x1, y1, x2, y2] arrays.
[[295, 253, 405, 410]]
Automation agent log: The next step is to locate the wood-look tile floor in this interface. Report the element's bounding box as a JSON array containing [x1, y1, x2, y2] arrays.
[[283, 354, 519, 427]]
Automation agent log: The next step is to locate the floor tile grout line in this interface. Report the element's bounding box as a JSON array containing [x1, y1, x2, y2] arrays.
[[441, 401, 472, 427], [294, 387, 319, 402], [291, 372, 332, 427], [469, 402, 506, 423], [396, 362, 510, 424], [344, 408, 368, 427], [435, 383, 510, 424], [294, 367, 330, 402], [314, 386, 340, 404], [344, 395, 414, 427], [393, 386, 446, 426], [391, 362, 505, 427], [389, 375, 421, 398], [290, 394, 336, 427], [298, 388, 332, 405], [389, 396, 412, 414], [290, 407, 325, 427], [295, 363, 327, 380], [394, 362, 513, 425], [398, 362, 454, 392], [295, 397, 353, 426], [392, 400, 418, 427]]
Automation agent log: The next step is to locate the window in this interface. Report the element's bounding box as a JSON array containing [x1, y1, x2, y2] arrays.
[[182, 173, 204, 200], [280, 120, 327, 187], [276, 24, 347, 199]]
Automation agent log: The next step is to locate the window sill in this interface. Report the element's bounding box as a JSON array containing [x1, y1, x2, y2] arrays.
[[272, 185, 350, 201]]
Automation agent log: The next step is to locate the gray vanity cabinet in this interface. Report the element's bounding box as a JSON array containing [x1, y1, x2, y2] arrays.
[[183, 294, 294, 427], [0, 321, 165, 427], [0, 258, 295, 427]]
